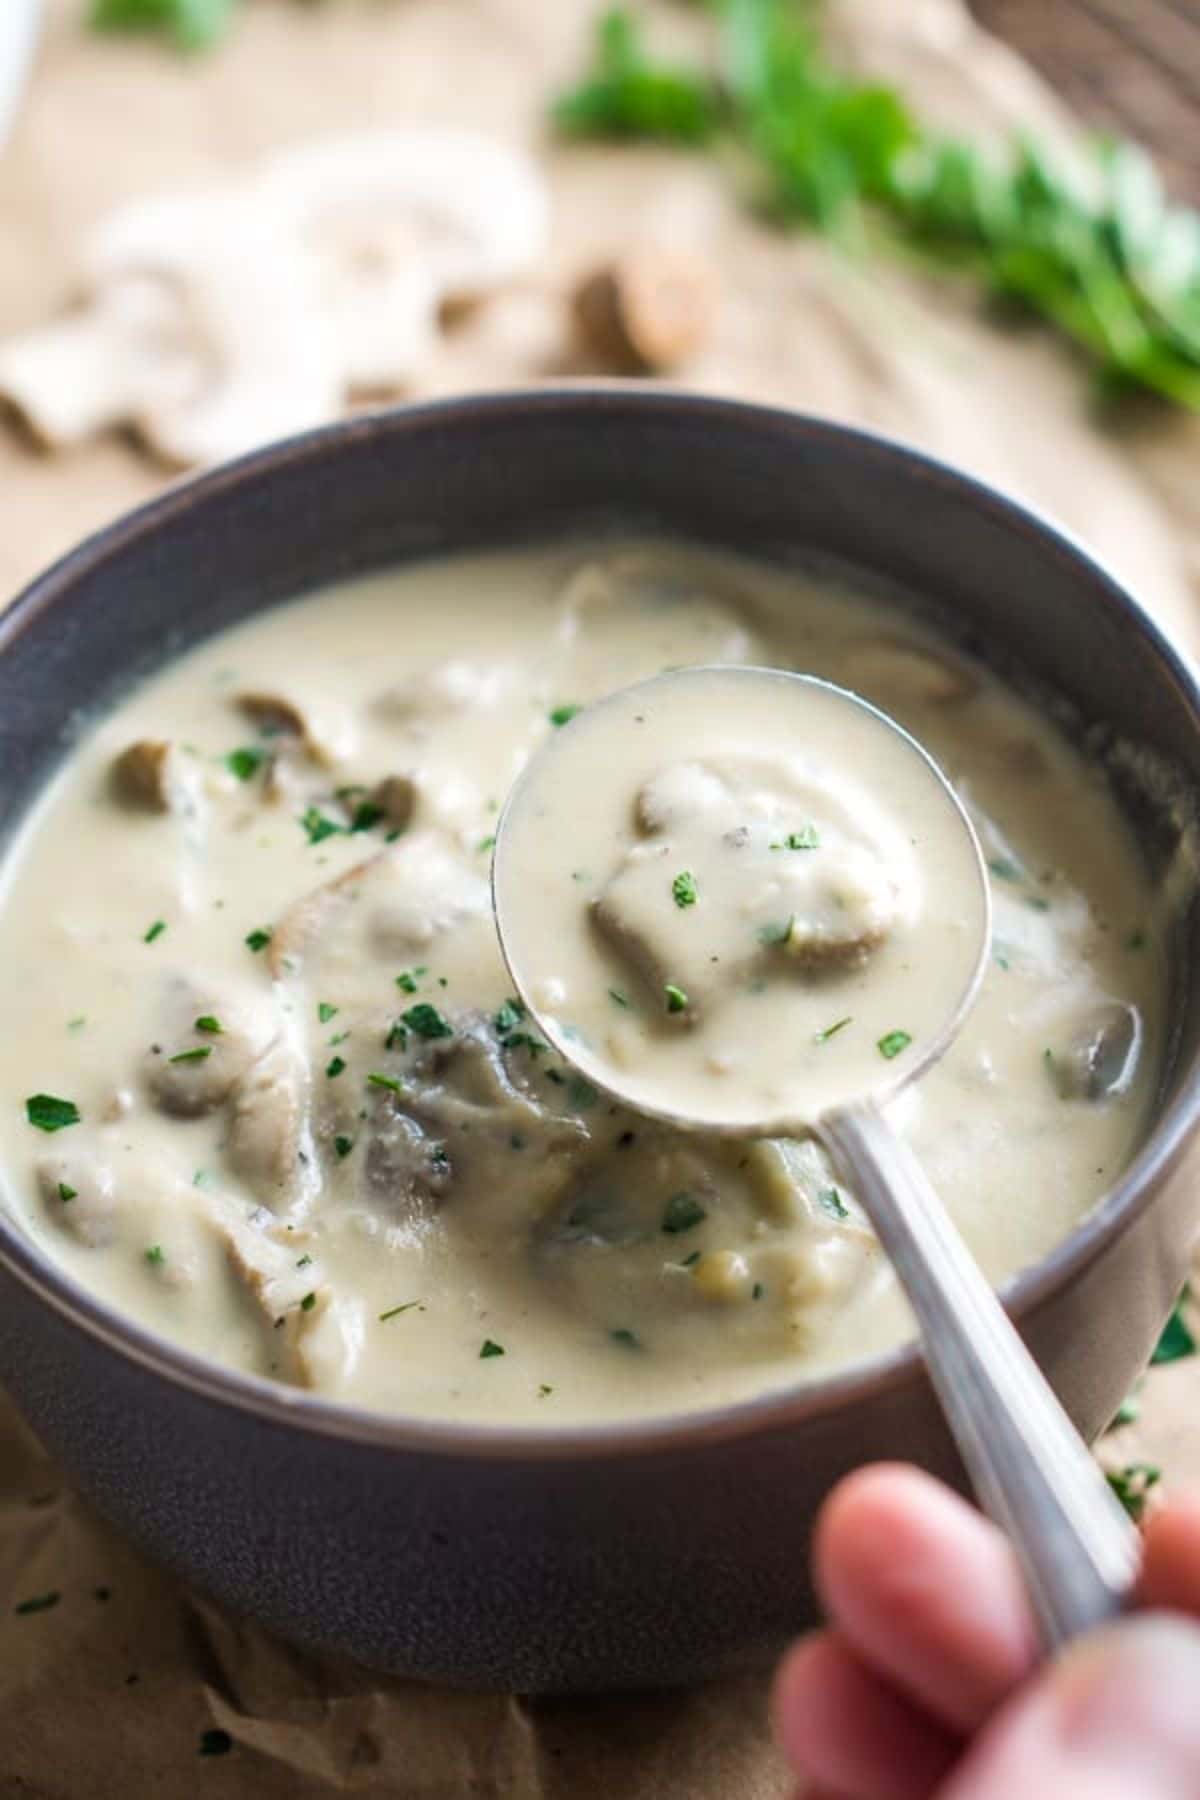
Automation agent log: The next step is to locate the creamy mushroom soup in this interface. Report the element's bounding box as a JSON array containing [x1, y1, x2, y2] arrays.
[[494, 667, 990, 1132], [0, 542, 1163, 1423]]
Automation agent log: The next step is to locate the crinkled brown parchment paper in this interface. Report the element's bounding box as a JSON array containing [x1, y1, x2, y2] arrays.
[[2, 2, 1200, 1794]]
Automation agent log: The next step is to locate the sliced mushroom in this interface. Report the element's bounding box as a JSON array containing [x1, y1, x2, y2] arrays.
[[572, 249, 716, 374], [843, 635, 978, 707], [225, 1033, 315, 1214], [111, 739, 201, 815], [368, 774, 418, 834], [143, 980, 277, 1118], [235, 688, 355, 768], [37, 1153, 119, 1248], [1053, 1003, 1142, 1101]]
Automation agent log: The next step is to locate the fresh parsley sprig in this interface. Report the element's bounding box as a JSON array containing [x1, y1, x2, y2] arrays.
[[556, 0, 1200, 411]]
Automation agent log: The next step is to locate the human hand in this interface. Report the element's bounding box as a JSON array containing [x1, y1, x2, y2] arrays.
[[772, 1462, 1200, 1798]]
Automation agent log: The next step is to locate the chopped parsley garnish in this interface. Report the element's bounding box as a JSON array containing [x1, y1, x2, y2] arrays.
[[168, 1046, 212, 1064], [817, 1186, 849, 1220], [1152, 1289, 1196, 1364], [662, 1191, 706, 1234], [300, 806, 344, 846], [194, 1015, 222, 1034], [567, 1075, 599, 1109], [992, 942, 1012, 972], [384, 1021, 408, 1053], [144, 1245, 165, 1266], [549, 703, 581, 727], [402, 1002, 452, 1040], [349, 801, 384, 834], [245, 927, 272, 953], [494, 997, 526, 1036], [192, 1169, 211, 1189], [143, 919, 167, 944], [1026, 895, 1051, 913], [67, 1016, 86, 1032], [664, 983, 689, 1013], [395, 969, 422, 994], [295, 1254, 313, 1269], [1111, 1390, 1141, 1428], [317, 1001, 338, 1024], [379, 1301, 422, 1321], [1126, 929, 1147, 951], [1106, 1461, 1161, 1523], [366, 1072, 403, 1093], [538, 1384, 554, 1397], [877, 1030, 912, 1060], [325, 1055, 347, 1079], [334, 1135, 353, 1160], [328, 1030, 349, 1046], [479, 1338, 505, 1358], [986, 856, 1022, 882], [300, 1292, 317, 1313], [677, 1249, 702, 1269], [477, 834, 496, 854], [198, 1729, 233, 1758], [505, 1032, 548, 1057], [757, 916, 794, 947], [608, 987, 630, 1008], [25, 1094, 80, 1133], [14, 1591, 59, 1616], [814, 1016, 852, 1044], [609, 1327, 642, 1350], [57, 1182, 77, 1203], [225, 746, 265, 781], [672, 869, 698, 908], [771, 826, 820, 850]]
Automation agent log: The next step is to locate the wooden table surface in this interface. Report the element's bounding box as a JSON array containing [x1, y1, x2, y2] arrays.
[[973, 0, 1200, 200]]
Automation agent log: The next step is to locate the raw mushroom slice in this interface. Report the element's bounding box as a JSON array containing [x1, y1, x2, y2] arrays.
[[259, 131, 549, 391], [85, 187, 339, 467]]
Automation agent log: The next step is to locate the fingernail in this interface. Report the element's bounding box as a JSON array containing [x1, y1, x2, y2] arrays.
[[1053, 1617, 1200, 1792]]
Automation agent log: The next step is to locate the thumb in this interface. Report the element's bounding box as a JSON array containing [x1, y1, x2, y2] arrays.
[[942, 1616, 1200, 1800]]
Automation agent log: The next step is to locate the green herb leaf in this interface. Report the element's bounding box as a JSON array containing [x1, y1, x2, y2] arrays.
[[479, 1338, 506, 1358], [609, 1326, 643, 1350], [318, 1002, 338, 1024], [877, 1029, 912, 1060], [366, 1071, 403, 1094], [349, 801, 384, 834], [1152, 1289, 1196, 1364], [757, 916, 794, 947], [494, 997, 526, 1036], [168, 1046, 212, 1064], [299, 806, 344, 846], [144, 1245, 165, 1266], [194, 1015, 221, 1034], [57, 1181, 77, 1203], [325, 1055, 347, 1079], [567, 1075, 600, 1109], [1106, 1461, 1161, 1523], [538, 1383, 554, 1397], [817, 1186, 849, 1220], [334, 1135, 353, 1160], [554, 8, 718, 145], [664, 982, 689, 1013], [91, 0, 236, 53], [299, 1292, 317, 1313], [25, 1094, 80, 1133], [384, 1021, 408, 1053], [395, 969, 422, 994], [379, 1301, 422, 1322], [245, 927, 272, 953], [1110, 1389, 1141, 1428], [662, 1191, 707, 1234], [402, 1002, 452, 1040], [225, 746, 265, 781], [608, 987, 630, 1008], [772, 826, 820, 850], [143, 919, 166, 944], [548, 703, 581, 727], [14, 1590, 60, 1616], [296, 1254, 312, 1269], [672, 869, 698, 908], [814, 1016, 852, 1044]]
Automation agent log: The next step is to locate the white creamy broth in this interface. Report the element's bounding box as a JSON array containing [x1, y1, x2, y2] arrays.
[[495, 668, 989, 1131], [0, 540, 1164, 1423]]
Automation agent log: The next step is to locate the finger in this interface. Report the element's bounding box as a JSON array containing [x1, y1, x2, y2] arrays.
[[1139, 1494, 1200, 1615], [941, 1616, 1200, 1799], [772, 1631, 959, 1800], [814, 1464, 1037, 1734]]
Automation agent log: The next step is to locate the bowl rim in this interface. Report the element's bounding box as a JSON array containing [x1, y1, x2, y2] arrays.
[[2, 383, 1198, 1464]]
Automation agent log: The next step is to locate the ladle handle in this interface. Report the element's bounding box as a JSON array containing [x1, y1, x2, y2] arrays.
[[821, 1101, 1139, 1652]]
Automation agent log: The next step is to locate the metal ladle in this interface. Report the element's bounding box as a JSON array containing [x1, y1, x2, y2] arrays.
[[493, 665, 1138, 1650]]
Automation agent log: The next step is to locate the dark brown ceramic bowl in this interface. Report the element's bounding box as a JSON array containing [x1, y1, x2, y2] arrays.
[[0, 389, 1198, 1692]]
